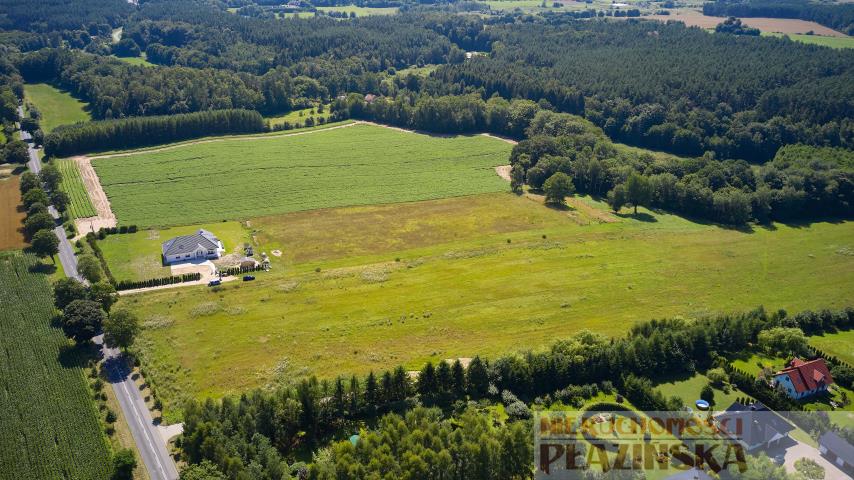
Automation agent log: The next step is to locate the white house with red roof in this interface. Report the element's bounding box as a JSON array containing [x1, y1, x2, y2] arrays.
[[772, 358, 834, 400]]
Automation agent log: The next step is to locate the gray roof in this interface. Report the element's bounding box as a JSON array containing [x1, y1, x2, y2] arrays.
[[820, 430, 854, 464], [715, 402, 795, 447], [161, 229, 220, 256]]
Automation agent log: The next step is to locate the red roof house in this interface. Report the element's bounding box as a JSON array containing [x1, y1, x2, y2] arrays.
[[772, 358, 834, 400]]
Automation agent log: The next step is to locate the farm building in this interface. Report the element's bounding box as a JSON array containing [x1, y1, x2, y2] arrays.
[[713, 401, 795, 452], [772, 358, 834, 400], [161, 229, 224, 264]]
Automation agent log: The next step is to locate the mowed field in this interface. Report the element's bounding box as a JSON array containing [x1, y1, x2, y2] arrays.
[[24, 83, 91, 133], [118, 192, 854, 421], [57, 159, 97, 219], [0, 253, 112, 478], [91, 124, 511, 227], [810, 330, 854, 365], [0, 174, 27, 250]]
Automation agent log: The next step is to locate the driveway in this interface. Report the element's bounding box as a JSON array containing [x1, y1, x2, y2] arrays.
[[765, 437, 851, 479]]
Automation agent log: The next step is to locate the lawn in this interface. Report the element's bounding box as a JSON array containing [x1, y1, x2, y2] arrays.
[[118, 192, 854, 421], [653, 372, 744, 410], [24, 83, 91, 133], [99, 221, 248, 282], [730, 352, 788, 377], [0, 252, 112, 478], [810, 330, 854, 365], [56, 159, 97, 219], [92, 123, 511, 227]]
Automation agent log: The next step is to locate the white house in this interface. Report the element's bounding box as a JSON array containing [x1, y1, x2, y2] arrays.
[[161, 229, 224, 264], [772, 358, 834, 400]]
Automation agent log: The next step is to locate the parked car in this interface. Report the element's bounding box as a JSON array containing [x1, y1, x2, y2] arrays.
[[243, 275, 255, 281], [208, 279, 221, 287]]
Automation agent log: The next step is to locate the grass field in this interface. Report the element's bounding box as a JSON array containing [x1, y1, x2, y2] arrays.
[[57, 159, 97, 219], [24, 83, 91, 133], [118, 192, 854, 421], [92, 123, 511, 227], [653, 372, 743, 409], [317, 5, 398, 15], [265, 105, 332, 128], [0, 175, 26, 250], [810, 330, 854, 365], [761, 31, 854, 49], [113, 52, 156, 67], [0, 253, 112, 478], [100, 221, 247, 281]]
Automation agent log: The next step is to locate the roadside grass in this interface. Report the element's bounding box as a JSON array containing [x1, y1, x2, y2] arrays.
[[0, 174, 27, 250], [92, 123, 511, 227], [99, 221, 247, 282], [24, 83, 91, 133], [761, 31, 854, 49], [809, 329, 854, 365], [57, 159, 97, 219], [117, 192, 854, 421]]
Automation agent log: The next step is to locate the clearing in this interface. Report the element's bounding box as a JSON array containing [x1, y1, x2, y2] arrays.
[[0, 173, 26, 250], [117, 192, 854, 421], [810, 330, 854, 365], [24, 83, 91, 133], [89, 123, 511, 227], [0, 252, 112, 478], [316, 5, 398, 15]]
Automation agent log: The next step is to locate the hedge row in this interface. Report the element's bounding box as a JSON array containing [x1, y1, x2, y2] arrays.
[[116, 272, 201, 291]]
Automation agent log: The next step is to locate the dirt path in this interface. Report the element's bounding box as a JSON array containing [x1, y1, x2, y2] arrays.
[[73, 155, 117, 238], [118, 275, 237, 296], [495, 165, 511, 181]]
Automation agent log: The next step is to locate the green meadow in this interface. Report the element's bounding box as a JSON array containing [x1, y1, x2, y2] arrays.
[[810, 329, 854, 365], [24, 83, 91, 132], [317, 5, 398, 15], [116, 192, 854, 421], [761, 31, 854, 49], [92, 123, 511, 227]]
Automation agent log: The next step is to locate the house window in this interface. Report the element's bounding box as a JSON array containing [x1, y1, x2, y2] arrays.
[[208, 250, 215, 254]]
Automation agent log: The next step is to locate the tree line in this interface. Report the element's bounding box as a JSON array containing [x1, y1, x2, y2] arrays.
[[43, 109, 265, 157], [174, 306, 853, 477], [509, 111, 853, 225]]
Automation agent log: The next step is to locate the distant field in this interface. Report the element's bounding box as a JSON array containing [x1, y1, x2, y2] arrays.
[[57, 159, 97, 219], [100, 221, 247, 282], [0, 253, 112, 478], [810, 330, 854, 365], [265, 105, 332, 128], [121, 192, 854, 420], [0, 175, 26, 250], [317, 5, 398, 15], [24, 83, 91, 133], [644, 10, 848, 36], [92, 123, 511, 227], [762, 31, 854, 48], [113, 52, 156, 67]]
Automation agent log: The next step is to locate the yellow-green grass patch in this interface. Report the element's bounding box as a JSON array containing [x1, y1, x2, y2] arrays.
[[265, 105, 332, 127], [317, 5, 398, 15], [56, 159, 97, 219], [653, 373, 744, 410], [761, 31, 854, 49], [120, 192, 854, 421], [113, 52, 156, 67], [810, 330, 854, 365], [24, 83, 91, 133], [92, 123, 512, 228], [99, 222, 248, 282]]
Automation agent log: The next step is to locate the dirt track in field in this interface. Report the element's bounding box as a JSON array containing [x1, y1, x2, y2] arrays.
[[72, 156, 117, 237]]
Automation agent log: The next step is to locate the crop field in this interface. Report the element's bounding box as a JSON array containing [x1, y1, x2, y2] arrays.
[[761, 31, 854, 49], [24, 83, 91, 133], [0, 253, 112, 478], [57, 159, 97, 219], [644, 10, 848, 36], [0, 175, 26, 250], [92, 123, 511, 228], [118, 192, 854, 421], [99, 221, 247, 282], [810, 330, 854, 365]]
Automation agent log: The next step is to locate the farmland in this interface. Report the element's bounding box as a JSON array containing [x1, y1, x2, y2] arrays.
[[119, 192, 854, 421], [0, 174, 26, 250], [0, 253, 112, 478], [643, 10, 848, 37], [91, 123, 511, 227], [24, 83, 91, 133], [316, 5, 398, 16], [57, 159, 97, 219], [761, 31, 854, 49]]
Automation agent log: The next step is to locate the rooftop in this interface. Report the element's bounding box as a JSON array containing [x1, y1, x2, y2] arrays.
[[161, 229, 221, 257]]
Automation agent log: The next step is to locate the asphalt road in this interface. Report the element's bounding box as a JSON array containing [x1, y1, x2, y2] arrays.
[[19, 107, 178, 480]]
